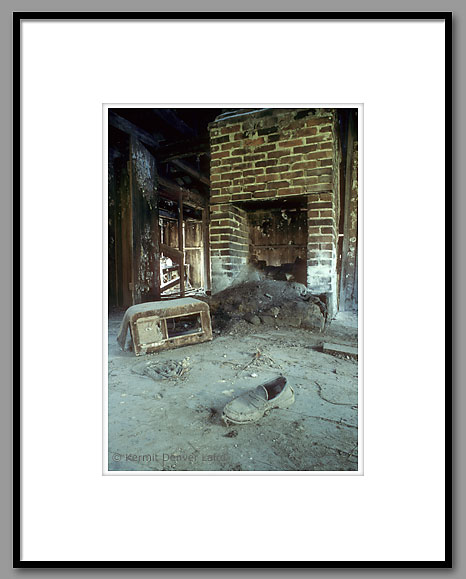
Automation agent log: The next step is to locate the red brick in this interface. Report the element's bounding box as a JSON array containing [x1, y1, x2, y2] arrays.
[[243, 168, 264, 177], [262, 174, 283, 183], [293, 144, 318, 154], [306, 135, 332, 145], [211, 135, 230, 145], [217, 219, 237, 227], [247, 184, 269, 192], [308, 183, 333, 192], [209, 205, 224, 213], [222, 171, 242, 180], [255, 144, 276, 153], [231, 193, 252, 201], [306, 167, 332, 176], [318, 174, 332, 183], [221, 141, 241, 151], [265, 165, 288, 174], [244, 137, 265, 147], [317, 142, 333, 151], [243, 154, 265, 162], [292, 177, 318, 187], [308, 201, 332, 210], [267, 149, 290, 159], [239, 177, 256, 185], [256, 159, 278, 168], [287, 170, 304, 180], [279, 138, 303, 148], [267, 180, 289, 190], [211, 180, 232, 188], [210, 195, 231, 203], [211, 151, 230, 160], [277, 187, 305, 196], [308, 234, 333, 243], [305, 150, 333, 160], [291, 161, 317, 171], [253, 191, 275, 199], [305, 117, 332, 126], [280, 155, 303, 165], [295, 127, 318, 137], [221, 124, 241, 134]]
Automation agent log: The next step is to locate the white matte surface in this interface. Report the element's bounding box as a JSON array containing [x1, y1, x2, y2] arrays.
[[21, 19, 445, 562]]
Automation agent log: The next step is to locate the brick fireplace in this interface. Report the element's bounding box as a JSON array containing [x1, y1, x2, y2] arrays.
[[208, 108, 342, 316]]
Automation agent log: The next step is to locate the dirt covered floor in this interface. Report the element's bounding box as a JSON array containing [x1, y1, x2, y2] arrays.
[[107, 283, 359, 472]]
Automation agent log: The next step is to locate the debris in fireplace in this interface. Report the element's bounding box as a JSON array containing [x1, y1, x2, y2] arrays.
[[253, 256, 307, 285], [200, 280, 327, 334]]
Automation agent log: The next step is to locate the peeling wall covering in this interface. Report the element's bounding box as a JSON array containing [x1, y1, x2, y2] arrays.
[[340, 139, 358, 311], [134, 147, 158, 205], [208, 108, 341, 309], [108, 135, 133, 308], [131, 138, 160, 304]]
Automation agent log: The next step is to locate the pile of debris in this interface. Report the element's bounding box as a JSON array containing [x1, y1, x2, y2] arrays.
[[132, 358, 191, 381], [206, 280, 327, 333]]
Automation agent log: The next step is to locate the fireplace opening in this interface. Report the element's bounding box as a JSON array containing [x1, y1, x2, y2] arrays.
[[242, 199, 308, 285]]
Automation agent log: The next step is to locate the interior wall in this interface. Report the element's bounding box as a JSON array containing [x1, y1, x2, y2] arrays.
[[339, 132, 358, 311], [248, 207, 307, 284], [108, 132, 132, 308], [161, 219, 204, 291], [184, 220, 204, 289], [129, 137, 160, 304]]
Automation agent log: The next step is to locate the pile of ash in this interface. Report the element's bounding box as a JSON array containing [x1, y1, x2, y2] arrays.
[[204, 280, 327, 333]]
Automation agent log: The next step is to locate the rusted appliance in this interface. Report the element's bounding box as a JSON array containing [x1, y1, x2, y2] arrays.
[[117, 297, 212, 356]]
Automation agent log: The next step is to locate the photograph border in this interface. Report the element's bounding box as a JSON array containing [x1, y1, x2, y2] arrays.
[[102, 101, 364, 477]]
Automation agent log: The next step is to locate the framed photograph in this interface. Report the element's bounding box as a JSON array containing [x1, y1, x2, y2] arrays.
[[15, 12, 451, 567]]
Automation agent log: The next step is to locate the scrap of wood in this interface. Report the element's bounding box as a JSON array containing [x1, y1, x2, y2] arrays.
[[322, 342, 358, 359]]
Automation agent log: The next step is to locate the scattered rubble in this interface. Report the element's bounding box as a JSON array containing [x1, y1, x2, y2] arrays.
[[202, 280, 327, 333], [132, 358, 191, 381]]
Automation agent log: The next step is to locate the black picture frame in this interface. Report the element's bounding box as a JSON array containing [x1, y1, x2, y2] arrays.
[[13, 11, 452, 569]]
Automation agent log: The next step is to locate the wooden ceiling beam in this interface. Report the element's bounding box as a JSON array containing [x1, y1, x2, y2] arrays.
[[158, 175, 207, 209], [152, 109, 197, 137], [153, 136, 210, 163], [169, 159, 210, 187], [108, 110, 163, 149]]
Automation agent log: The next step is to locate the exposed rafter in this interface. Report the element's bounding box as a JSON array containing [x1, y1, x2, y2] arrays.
[[158, 175, 207, 209], [169, 158, 210, 187], [108, 110, 163, 149], [153, 136, 210, 162], [152, 109, 197, 137]]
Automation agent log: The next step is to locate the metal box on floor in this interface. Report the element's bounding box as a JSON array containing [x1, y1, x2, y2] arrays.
[[117, 297, 213, 356]]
